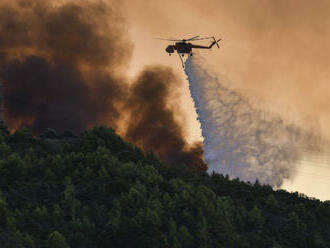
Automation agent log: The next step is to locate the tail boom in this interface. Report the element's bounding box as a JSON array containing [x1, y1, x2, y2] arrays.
[[190, 37, 221, 49]]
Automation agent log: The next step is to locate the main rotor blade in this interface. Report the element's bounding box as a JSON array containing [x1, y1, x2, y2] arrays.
[[186, 35, 200, 41], [190, 37, 215, 41], [156, 38, 181, 41], [156, 36, 214, 42]]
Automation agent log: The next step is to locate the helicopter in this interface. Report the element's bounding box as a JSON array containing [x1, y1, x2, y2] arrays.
[[158, 36, 221, 67]]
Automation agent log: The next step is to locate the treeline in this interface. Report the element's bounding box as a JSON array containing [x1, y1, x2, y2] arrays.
[[0, 123, 329, 247]]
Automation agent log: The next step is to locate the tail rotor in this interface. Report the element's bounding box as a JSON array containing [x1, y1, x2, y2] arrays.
[[213, 37, 221, 48]]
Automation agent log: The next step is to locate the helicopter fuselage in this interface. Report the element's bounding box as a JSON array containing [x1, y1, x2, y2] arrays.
[[166, 42, 192, 55]]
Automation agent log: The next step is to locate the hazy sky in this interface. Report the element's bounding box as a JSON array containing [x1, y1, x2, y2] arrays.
[[124, 0, 330, 133], [122, 0, 330, 200]]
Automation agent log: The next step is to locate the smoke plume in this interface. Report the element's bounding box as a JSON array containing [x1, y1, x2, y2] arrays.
[[185, 55, 322, 186], [126, 66, 207, 171], [0, 0, 205, 169], [0, 0, 131, 133]]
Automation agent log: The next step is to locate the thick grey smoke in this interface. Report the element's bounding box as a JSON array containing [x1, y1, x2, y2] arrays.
[[185, 55, 322, 186]]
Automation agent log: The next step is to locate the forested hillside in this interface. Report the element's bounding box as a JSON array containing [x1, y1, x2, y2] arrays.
[[0, 123, 329, 248]]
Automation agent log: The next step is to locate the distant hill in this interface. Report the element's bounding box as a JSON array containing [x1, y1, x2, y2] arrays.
[[0, 123, 329, 248]]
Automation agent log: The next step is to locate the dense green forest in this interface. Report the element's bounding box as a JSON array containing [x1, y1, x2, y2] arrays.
[[0, 123, 329, 248]]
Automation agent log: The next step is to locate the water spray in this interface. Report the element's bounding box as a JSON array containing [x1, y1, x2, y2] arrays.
[[184, 55, 321, 186]]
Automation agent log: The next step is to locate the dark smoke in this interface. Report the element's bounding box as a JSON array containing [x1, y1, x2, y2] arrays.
[[1, 56, 126, 132], [126, 66, 207, 171], [0, 0, 206, 170], [0, 0, 131, 133]]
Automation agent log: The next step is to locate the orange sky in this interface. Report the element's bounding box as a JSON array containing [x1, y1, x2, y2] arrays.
[[123, 0, 330, 134], [121, 0, 330, 200]]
